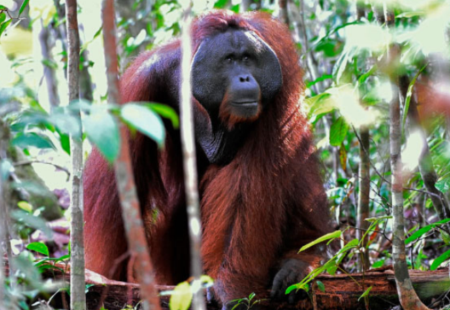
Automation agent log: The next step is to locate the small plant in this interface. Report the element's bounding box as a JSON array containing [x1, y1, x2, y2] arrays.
[[229, 293, 267, 310]]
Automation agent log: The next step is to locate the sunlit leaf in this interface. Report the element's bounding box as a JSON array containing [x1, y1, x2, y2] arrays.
[[345, 24, 390, 52], [299, 230, 342, 253], [330, 117, 349, 147], [145, 103, 179, 129], [396, 11, 425, 18], [0, 19, 12, 36], [18, 201, 33, 213], [0, 12, 6, 24], [169, 281, 192, 310], [200, 275, 214, 286], [121, 103, 165, 146], [306, 93, 334, 122], [338, 239, 359, 255]]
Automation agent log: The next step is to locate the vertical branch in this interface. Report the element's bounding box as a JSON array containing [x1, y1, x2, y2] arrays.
[[65, 1, 86, 309], [101, 1, 160, 309], [357, 126, 370, 271], [278, 0, 289, 26], [0, 121, 6, 309], [385, 5, 429, 310], [356, 4, 370, 272], [39, 19, 60, 109], [179, 4, 206, 310]]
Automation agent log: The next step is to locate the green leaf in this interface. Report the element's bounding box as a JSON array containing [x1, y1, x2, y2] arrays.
[[146, 103, 179, 129], [0, 12, 6, 24], [18, 201, 33, 213], [306, 74, 333, 89], [18, 0, 29, 17], [120, 103, 165, 146], [299, 230, 342, 253], [372, 259, 385, 269], [285, 284, 297, 295], [12, 132, 55, 149], [0, 5, 7, 10], [316, 281, 325, 292], [338, 238, 359, 255], [0, 18, 11, 36], [306, 93, 333, 121], [213, 0, 228, 9], [330, 117, 349, 147], [358, 66, 376, 84], [169, 281, 192, 310], [405, 219, 450, 244], [397, 11, 425, 18], [230, 4, 240, 12], [327, 265, 338, 275], [365, 215, 392, 223], [83, 110, 120, 163], [431, 249, 450, 270], [286, 282, 309, 295], [358, 286, 372, 301], [27, 242, 49, 257]]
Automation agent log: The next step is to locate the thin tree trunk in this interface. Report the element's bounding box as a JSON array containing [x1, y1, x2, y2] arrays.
[[357, 126, 370, 271], [390, 80, 429, 310], [101, 1, 161, 309], [0, 121, 6, 310], [387, 7, 429, 308], [179, 3, 206, 310], [356, 3, 370, 272], [38, 20, 60, 109], [65, 1, 86, 309]]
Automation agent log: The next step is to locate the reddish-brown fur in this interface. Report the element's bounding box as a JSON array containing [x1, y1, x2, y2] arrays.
[[84, 10, 330, 305]]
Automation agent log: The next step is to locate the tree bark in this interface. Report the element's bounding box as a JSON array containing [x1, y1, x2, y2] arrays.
[[384, 6, 429, 309], [27, 262, 448, 310], [65, 1, 86, 309], [357, 126, 371, 272], [179, 4, 206, 310], [101, 1, 160, 309]]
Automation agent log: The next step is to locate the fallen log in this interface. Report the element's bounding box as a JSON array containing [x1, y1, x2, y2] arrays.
[[52, 265, 450, 309], [4, 258, 450, 309]]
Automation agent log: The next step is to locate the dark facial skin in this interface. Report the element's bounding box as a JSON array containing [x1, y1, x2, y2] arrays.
[[191, 29, 282, 165]]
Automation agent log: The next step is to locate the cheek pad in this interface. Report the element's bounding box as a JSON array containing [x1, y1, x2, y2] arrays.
[[191, 31, 283, 110]]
